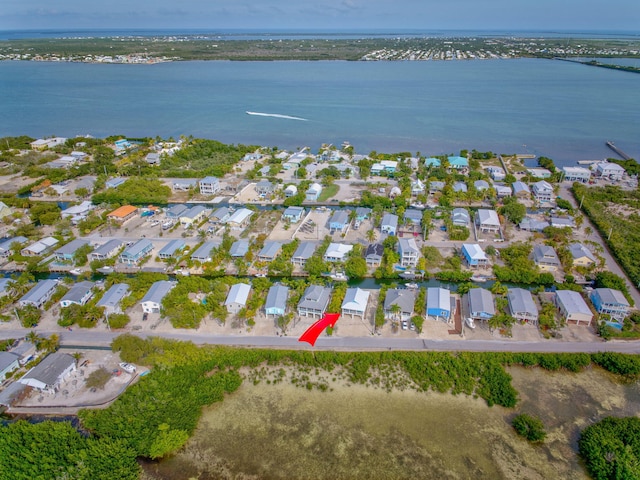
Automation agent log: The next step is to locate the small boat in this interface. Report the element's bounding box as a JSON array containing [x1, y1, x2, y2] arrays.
[[405, 283, 419, 289], [69, 269, 82, 275], [465, 317, 476, 329], [399, 272, 418, 280], [330, 272, 347, 281], [471, 275, 489, 283], [255, 273, 267, 278], [96, 266, 114, 274]]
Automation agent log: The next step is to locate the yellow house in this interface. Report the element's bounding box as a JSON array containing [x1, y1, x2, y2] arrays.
[[569, 243, 596, 267], [0, 202, 13, 219]]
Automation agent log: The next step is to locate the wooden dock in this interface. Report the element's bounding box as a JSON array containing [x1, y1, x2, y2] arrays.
[[606, 141, 632, 161]]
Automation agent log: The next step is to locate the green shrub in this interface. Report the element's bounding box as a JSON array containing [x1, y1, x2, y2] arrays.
[[512, 413, 546, 443]]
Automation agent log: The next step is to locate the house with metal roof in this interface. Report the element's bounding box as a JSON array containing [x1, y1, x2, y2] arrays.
[[569, 243, 596, 267], [365, 243, 384, 267], [424, 157, 441, 168], [448, 156, 469, 170], [90, 239, 123, 261], [180, 205, 209, 227], [429, 181, 445, 193], [398, 238, 420, 268], [282, 206, 305, 223], [468, 288, 495, 321], [265, 284, 289, 317], [21, 236, 59, 257], [411, 179, 425, 195], [0, 236, 28, 258], [145, 152, 160, 165], [475, 209, 501, 233], [96, 283, 130, 316], [306, 183, 323, 201], [105, 177, 126, 189], [595, 161, 625, 181], [158, 239, 186, 260], [461, 243, 489, 268], [0, 351, 20, 380], [453, 181, 468, 193], [0, 278, 12, 297], [19, 352, 76, 393], [532, 244, 561, 271], [298, 285, 332, 318], [199, 176, 221, 196], [355, 207, 372, 221], [381, 213, 398, 236], [61, 201, 94, 224], [550, 216, 575, 228], [329, 210, 350, 234], [210, 207, 231, 224], [60, 281, 94, 308], [590, 288, 630, 323], [495, 185, 512, 198], [258, 241, 282, 262], [107, 205, 138, 223], [190, 241, 219, 263], [527, 167, 552, 178], [451, 208, 470, 226], [323, 243, 353, 262], [291, 242, 317, 266], [474, 180, 490, 191], [141, 280, 176, 313], [119, 239, 153, 265], [225, 283, 251, 314], [53, 238, 91, 263], [487, 166, 506, 181], [384, 288, 416, 321], [532, 180, 554, 203], [18, 279, 59, 308], [341, 288, 370, 318], [427, 287, 451, 322], [284, 185, 298, 197], [555, 290, 593, 326], [230, 239, 250, 258], [404, 209, 422, 226], [512, 181, 531, 197], [519, 217, 549, 232], [507, 288, 539, 324], [172, 179, 198, 192], [255, 180, 275, 195], [562, 166, 591, 183], [227, 208, 253, 227], [165, 204, 189, 219]]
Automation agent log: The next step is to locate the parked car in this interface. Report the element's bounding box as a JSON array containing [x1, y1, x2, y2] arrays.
[[119, 362, 136, 374], [401, 320, 408, 330]]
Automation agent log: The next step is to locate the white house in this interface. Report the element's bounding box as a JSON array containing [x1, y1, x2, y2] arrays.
[[19, 352, 76, 393], [225, 283, 251, 314], [140, 281, 176, 314], [341, 288, 370, 318]]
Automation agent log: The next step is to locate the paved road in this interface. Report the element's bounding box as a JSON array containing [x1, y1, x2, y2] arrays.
[[2, 328, 639, 354]]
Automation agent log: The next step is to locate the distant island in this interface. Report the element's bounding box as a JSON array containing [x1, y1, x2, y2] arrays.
[[1, 35, 639, 63]]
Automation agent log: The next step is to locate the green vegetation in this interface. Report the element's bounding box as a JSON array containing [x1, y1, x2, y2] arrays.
[[317, 184, 340, 202], [512, 413, 547, 443], [92, 177, 171, 205], [579, 417, 640, 480]]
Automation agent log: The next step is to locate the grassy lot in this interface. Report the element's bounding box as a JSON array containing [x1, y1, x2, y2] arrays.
[[317, 184, 339, 202]]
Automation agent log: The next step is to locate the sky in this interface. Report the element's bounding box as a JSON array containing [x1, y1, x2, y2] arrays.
[[1, 0, 639, 32]]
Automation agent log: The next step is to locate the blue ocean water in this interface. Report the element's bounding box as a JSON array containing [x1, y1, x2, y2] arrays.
[[1, 58, 639, 165]]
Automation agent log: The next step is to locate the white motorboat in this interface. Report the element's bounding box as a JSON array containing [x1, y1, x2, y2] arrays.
[[465, 317, 476, 329]]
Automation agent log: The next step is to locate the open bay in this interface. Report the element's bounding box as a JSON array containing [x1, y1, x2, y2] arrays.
[[2, 58, 639, 165]]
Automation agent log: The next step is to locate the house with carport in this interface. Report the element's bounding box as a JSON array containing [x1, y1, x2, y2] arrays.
[[60, 281, 94, 308], [19, 352, 76, 394], [265, 284, 289, 317], [590, 288, 630, 323], [507, 288, 538, 324], [381, 213, 398, 236], [96, 283, 130, 316], [341, 288, 370, 319], [297, 285, 332, 318], [119, 239, 153, 265], [426, 287, 451, 322], [467, 288, 495, 321], [90, 239, 123, 261], [555, 290, 593, 326], [384, 288, 416, 321], [141, 280, 176, 313], [225, 283, 251, 314]]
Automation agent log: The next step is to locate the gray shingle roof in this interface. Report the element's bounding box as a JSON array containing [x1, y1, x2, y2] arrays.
[[21, 352, 75, 388]]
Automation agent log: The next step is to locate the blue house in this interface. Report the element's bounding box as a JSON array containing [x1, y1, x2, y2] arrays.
[[461, 243, 489, 268], [448, 156, 469, 170], [329, 210, 350, 233], [265, 284, 289, 317], [158, 239, 186, 260], [119, 239, 153, 265], [426, 287, 451, 322], [424, 157, 441, 168], [282, 206, 305, 223], [467, 288, 495, 321], [590, 288, 630, 323]]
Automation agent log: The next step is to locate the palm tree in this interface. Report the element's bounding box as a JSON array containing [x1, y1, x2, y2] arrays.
[[390, 303, 402, 322], [26, 330, 39, 347], [366, 229, 377, 243]]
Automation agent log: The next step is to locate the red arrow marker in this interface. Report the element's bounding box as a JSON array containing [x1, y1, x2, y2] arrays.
[[298, 313, 340, 347]]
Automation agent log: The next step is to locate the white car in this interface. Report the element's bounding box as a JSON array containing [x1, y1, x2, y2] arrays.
[[401, 320, 408, 330], [119, 362, 136, 374]]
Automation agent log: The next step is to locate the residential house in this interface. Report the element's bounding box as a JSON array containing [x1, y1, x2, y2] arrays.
[[210, 207, 231, 224], [487, 166, 506, 181], [323, 243, 353, 262], [468, 288, 495, 321], [140, 280, 176, 313], [562, 166, 591, 183], [532, 180, 554, 203], [550, 216, 575, 228], [355, 207, 372, 221], [429, 181, 445, 193], [495, 185, 512, 198], [329, 210, 350, 234], [474, 180, 490, 191], [265, 284, 289, 317], [305, 183, 323, 201], [371, 160, 397, 175], [165, 204, 189, 220], [19, 352, 76, 393], [158, 239, 186, 260], [90, 239, 123, 261], [569, 243, 597, 268], [297, 285, 332, 318], [461, 243, 489, 268], [453, 181, 468, 193], [398, 238, 420, 268], [0, 278, 11, 297], [411, 179, 425, 195], [172, 179, 198, 191], [404, 209, 422, 227], [180, 205, 209, 227], [427, 287, 452, 322], [191, 241, 219, 263], [284, 185, 298, 197], [595, 161, 625, 181], [258, 241, 282, 262], [145, 152, 161, 165], [61, 201, 94, 224], [96, 283, 130, 316], [255, 180, 275, 196], [532, 244, 561, 271], [0, 236, 28, 259], [30, 137, 67, 151], [10, 341, 37, 366], [226, 208, 253, 228], [282, 206, 305, 223], [527, 167, 552, 178], [199, 176, 221, 196], [0, 352, 20, 379], [507, 288, 539, 324], [512, 181, 531, 198], [291, 242, 317, 266], [341, 288, 370, 318], [60, 281, 94, 308], [225, 283, 251, 314], [18, 279, 59, 308], [519, 217, 549, 232], [119, 239, 153, 265], [555, 290, 593, 326], [230, 239, 250, 258], [105, 177, 126, 189], [424, 157, 441, 168], [380, 213, 398, 236], [590, 288, 630, 323], [475, 209, 501, 233], [53, 239, 91, 263], [448, 156, 469, 170], [451, 208, 470, 226], [107, 205, 138, 223], [21, 237, 59, 257], [384, 288, 416, 321], [365, 243, 384, 267]]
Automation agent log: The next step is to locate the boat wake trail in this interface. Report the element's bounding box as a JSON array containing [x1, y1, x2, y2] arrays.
[[246, 111, 309, 121]]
